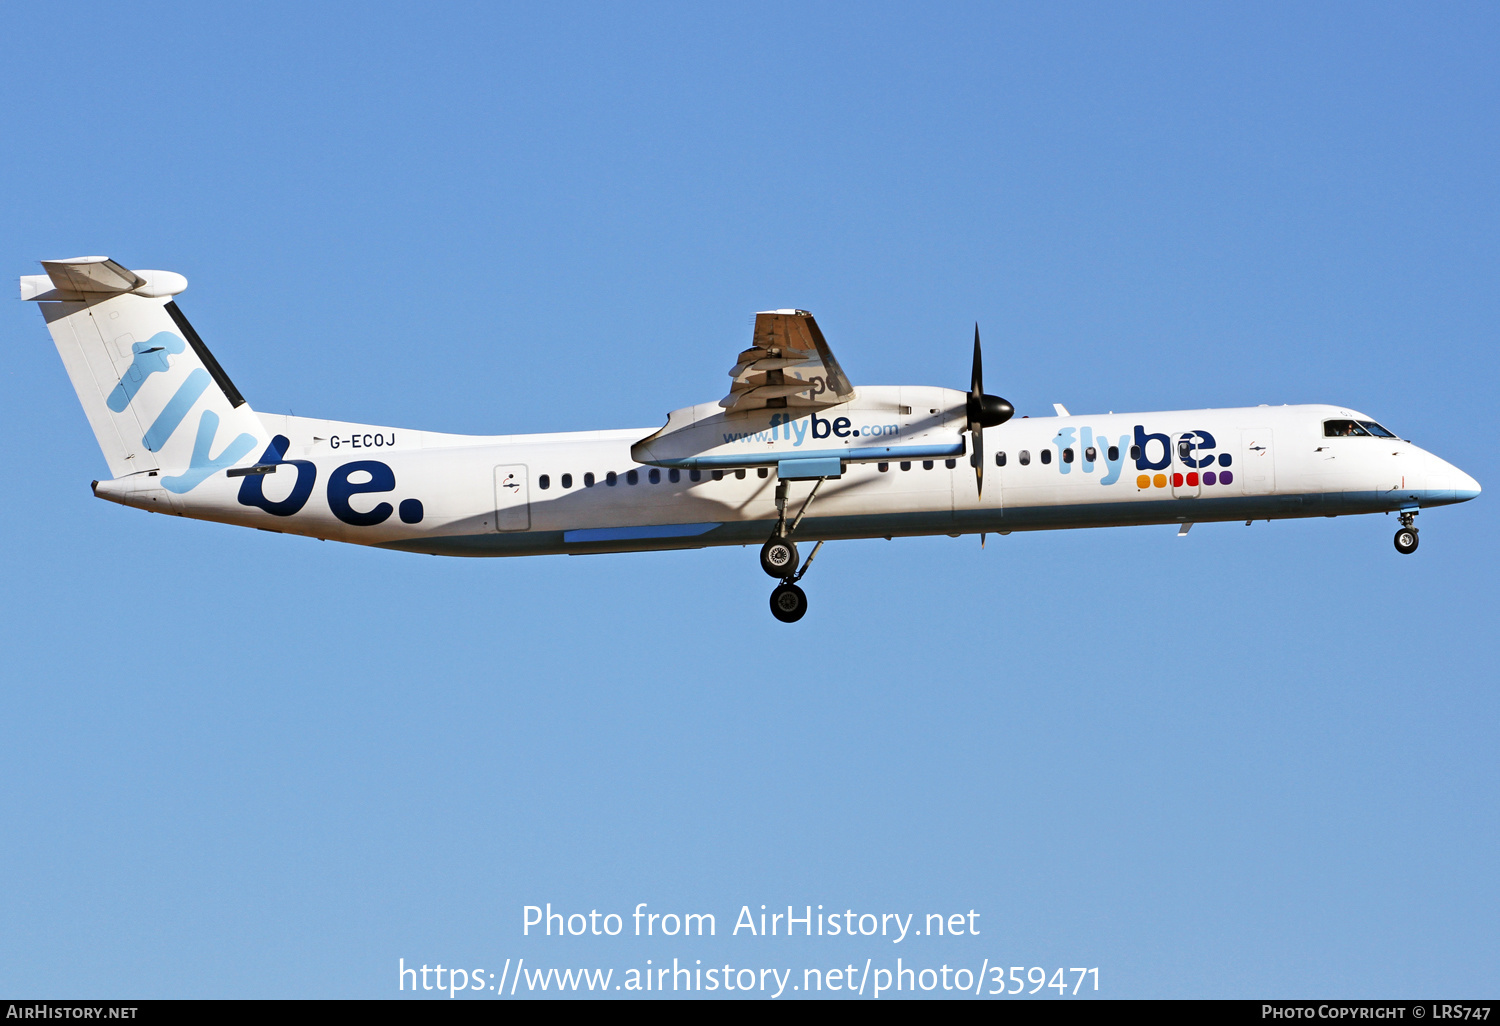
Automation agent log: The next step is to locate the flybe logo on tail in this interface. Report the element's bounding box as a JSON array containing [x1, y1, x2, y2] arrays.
[[105, 330, 257, 493], [107, 333, 185, 412]]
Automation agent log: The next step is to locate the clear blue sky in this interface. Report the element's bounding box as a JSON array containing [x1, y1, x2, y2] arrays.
[[2, 1, 1495, 999]]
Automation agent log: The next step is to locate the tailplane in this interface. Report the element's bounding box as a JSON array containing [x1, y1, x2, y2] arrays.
[[25, 257, 268, 492]]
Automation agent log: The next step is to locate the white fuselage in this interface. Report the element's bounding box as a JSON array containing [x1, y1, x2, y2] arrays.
[[93, 389, 1481, 557]]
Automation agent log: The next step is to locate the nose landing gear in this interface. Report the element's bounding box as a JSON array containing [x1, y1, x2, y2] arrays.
[[1394, 510, 1419, 555]]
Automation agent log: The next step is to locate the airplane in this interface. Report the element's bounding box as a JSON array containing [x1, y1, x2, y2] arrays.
[[26, 256, 1481, 622]]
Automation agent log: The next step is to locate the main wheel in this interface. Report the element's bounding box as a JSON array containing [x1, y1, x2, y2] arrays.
[[1394, 527, 1419, 554], [760, 536, 799, 578], [769, 583, 808, 623]]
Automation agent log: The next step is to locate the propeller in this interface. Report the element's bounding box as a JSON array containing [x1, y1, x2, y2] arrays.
[[966, 324, 1014, 498]]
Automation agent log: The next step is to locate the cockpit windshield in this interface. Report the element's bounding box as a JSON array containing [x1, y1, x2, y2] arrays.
[[1324, 419, 1369, 437], [1324, 418, 1399, 439]]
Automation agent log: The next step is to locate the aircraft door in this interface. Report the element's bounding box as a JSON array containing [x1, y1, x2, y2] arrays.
[[493, 464, 531, 531], [1241, 428, 1274, 494], [1171, 431, 1201, 497]]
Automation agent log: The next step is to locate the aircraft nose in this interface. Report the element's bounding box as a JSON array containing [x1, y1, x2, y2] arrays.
[[1435, 458, 1481, 502]]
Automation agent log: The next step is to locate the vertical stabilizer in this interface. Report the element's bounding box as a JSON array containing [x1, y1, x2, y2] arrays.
[[26, 258, 268, 492]]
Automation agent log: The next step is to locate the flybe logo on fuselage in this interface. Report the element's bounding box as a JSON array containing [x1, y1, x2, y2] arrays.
[[723, 412, 900, 447], [1046, 425, 1235, 488]]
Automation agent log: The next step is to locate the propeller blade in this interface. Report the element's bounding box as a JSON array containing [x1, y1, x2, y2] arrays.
[[964, 322, 1013, 498], [972, 423, 984, 498], [969, 323, 984, 498], [971, 322, 983, 399]]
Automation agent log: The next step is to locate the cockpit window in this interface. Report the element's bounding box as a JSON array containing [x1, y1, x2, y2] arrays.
[[1358, 420, 1397, 439], [1324, 419, 1370, 437]]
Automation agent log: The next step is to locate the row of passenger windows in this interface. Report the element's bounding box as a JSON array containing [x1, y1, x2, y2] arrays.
[[537, 467, 771, 490], [537, 446, 1147, 487], [989, 445, 1121, 467], [537, 440, 1254, 487]]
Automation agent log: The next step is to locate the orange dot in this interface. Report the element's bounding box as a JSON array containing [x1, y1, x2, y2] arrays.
[[1153, 474, 1168, 488], [1137, 474, 1151, 489]]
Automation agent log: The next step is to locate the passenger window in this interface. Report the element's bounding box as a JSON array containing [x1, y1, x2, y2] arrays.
[[584, 472, 595, 487], [758, 467, 769, 478], [1178, 439, 1193, 458], [878, 462, 889, 472], [1358, 420, 1397, 439], [1129, 445, 1141, 460], [1085, 447, 1097, 462], [606, 471, 617, 486], [626, 469, 639, 485], [1108, 445, 1119, 462], [712, 470, 724, 481], [735, 469, 746, 479], [1040, 449, 1052, 465], [945, 458, 956, 469], [690, 469, 702, 482], [648, 468, 660, 484], [900, 461, 911, 471], [1062, 448, 1074, 464], [669, 469, 680, 483], [923, 460, 934, 470], [995, 451, 1006, 466], [1019, 450, 1030, 466], [561, 473, 572, 488], [1324, 419, 1369, 437], [538, 474, 550, 490]]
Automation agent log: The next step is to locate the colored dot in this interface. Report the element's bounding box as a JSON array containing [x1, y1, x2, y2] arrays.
[[1219, 470, 1233, 485], [1137, 474, 1151, 489], [1171, 473, 1183, 488], [1204, 471, 1217, 485], [1186, 472, 1199, 486], [1219, 453, 1232, 467], [398, 498, 424, 524], [1153, 474, 1167, 488]]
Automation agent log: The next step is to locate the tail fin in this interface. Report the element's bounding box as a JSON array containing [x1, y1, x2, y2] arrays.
[[25, 257, 268, 492]]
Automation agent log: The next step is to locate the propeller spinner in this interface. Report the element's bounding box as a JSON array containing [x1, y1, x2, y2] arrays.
[[967, 324, 1014, 498]]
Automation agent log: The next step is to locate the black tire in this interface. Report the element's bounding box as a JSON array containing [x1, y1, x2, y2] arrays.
[[1394, 527, 1419, 555], [760, 536, 799, 578], [769, 583, 808, 623]]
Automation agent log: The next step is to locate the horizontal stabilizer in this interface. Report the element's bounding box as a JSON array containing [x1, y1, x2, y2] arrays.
[[40, 256, 145, 293], [27, 257, 187, 301]]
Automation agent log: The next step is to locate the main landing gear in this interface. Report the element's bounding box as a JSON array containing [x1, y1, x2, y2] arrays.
[[763, 477, 828, 622], [1394, 510, 1419, 555]]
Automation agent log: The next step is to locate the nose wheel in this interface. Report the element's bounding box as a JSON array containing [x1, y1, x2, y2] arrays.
[[1394, 511, 1419, 555]]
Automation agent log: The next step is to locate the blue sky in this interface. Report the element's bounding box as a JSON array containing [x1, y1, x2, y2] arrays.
[[2, 1, 1496, 998]]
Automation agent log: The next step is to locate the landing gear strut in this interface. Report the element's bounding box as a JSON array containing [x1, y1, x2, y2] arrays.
[[764, 477, 827, 621], [1394, 510, 1419, 555]]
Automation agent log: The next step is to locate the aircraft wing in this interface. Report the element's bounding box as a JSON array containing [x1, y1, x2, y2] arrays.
[[720, 309, 855, 412]]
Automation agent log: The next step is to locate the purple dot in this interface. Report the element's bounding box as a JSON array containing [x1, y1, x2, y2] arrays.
[[1204, 471, 1217, 486], [1219, 470, 1233, 485]]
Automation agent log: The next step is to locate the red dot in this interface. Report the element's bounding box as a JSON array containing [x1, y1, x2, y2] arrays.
[[1172, 473, 1183, 487], [1186, 472, 1199, 486]]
